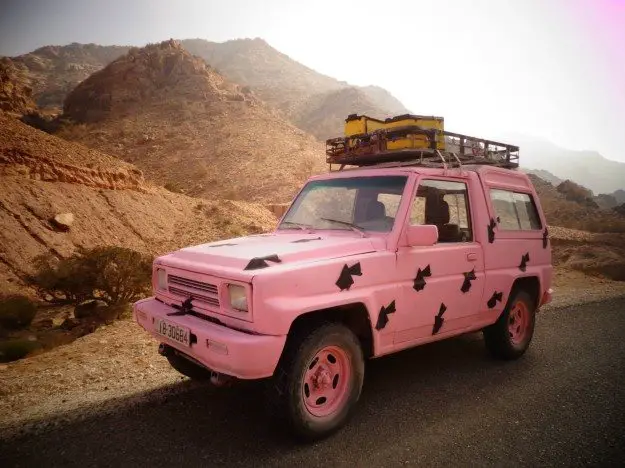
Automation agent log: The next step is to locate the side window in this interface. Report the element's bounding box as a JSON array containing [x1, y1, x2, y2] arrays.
[[490, 189, 542, 230], [409, 179, 473, 242]]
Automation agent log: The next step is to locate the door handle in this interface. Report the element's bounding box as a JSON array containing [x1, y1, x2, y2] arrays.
[[467, 253, 478, 261]]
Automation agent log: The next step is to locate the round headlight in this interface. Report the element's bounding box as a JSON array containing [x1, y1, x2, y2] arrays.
[[228, 284, 248, 311], [156, 268, 167, 290]]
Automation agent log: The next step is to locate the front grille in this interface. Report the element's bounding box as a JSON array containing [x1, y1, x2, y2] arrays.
[[167, 275, 220, 308], [168, 275, 218, 295], [168, 286, 220, 307]]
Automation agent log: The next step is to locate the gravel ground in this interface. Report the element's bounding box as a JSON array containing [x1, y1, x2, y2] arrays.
[[0, 268, 623, 442], [1, 292, 624, 466]]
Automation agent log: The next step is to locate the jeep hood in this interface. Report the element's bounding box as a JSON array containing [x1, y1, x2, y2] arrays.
[[157, 232, 381, 277]]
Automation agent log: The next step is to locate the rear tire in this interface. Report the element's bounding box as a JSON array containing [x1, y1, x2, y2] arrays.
[[266, 322, 365, 441], [165, 350, 212, 380], [483, 289, 536, 360]]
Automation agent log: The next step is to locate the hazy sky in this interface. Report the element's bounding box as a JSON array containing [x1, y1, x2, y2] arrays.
[[1, 0, 624, 162]]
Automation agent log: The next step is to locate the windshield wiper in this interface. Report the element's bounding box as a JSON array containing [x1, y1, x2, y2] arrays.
[[280, 221, 314, 231], [320, 218, 367, 237]]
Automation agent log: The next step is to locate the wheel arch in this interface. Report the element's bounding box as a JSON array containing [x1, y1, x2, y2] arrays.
[[510, 276, 541, 309], [285, 302, 375, 359]]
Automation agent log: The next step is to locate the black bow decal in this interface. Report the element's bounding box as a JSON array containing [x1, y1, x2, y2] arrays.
[[542, 227, 549, 248], [461, 268, 476, 293], [375, 300, 396, 331], [432, 303, 447, 335], [244, 254, 282, 270], [167, 297, 193, 316], [487, 291, 503, 309], [336, 262, 363, 291], [291, 237, 322, 243], [518, 252, 530, 272], [487, 218, 497, 243], [413, 265, 432, 292]]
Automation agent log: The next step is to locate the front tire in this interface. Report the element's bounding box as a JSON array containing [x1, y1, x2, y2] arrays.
[[483, 289, 536, 360], [267, 323, 365, 441]]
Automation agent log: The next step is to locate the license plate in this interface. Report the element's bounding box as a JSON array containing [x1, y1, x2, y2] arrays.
[[155, 319, 191, 347]]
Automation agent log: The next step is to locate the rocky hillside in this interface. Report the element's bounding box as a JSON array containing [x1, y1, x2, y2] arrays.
[[181, 38, 343, 118], [528, 174, 625, 233], [56, 40, 325, 203], [5, 43, 131, 111], [294, 87, 407, 141], [0, 113, 277, 296], [0, 58, 36, 115]]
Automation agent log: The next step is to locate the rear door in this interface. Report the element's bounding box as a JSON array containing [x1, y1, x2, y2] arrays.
[[393, 175, 486, 345]]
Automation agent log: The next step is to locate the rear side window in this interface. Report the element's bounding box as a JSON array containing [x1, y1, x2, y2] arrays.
[[490, 189, 542, 230]]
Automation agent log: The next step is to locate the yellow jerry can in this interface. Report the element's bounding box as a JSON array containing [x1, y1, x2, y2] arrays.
[[344, 113, 445, 151]]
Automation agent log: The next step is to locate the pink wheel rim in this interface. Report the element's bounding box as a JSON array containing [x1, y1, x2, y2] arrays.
[[302, 345, 351, 418], [508, 301, 529, 345]]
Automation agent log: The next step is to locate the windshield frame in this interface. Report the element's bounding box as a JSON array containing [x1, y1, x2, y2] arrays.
[[275, 172, 411, 237]]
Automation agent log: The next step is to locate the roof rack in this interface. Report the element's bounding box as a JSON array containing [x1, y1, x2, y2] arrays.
[[326, 115, 519, 170]]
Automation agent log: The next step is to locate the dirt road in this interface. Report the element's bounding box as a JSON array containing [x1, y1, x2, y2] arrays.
[[1, 296, 624, 467]]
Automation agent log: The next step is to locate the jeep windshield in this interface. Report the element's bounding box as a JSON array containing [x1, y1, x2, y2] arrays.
[[278, 175, 408, 233]]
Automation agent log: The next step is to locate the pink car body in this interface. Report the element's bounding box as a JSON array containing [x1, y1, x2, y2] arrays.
[[134, 164, 552, 377]]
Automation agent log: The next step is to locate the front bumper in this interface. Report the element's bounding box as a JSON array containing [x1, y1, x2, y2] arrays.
[[133, 297, 286, 379]]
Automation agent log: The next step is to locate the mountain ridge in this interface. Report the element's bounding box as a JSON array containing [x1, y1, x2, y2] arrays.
[[3, 38, 410, 139]]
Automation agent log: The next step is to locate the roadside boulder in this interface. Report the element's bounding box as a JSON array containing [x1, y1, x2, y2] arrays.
[[51, 212, 74, 231], [74, 300, 108, 320]]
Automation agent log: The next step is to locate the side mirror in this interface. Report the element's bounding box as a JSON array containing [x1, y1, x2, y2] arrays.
[[406, 224, 438, 246]]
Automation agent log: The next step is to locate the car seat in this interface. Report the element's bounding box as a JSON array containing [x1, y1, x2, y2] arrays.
[[365, 200, 386, 221], [425, 195, 462, 242]]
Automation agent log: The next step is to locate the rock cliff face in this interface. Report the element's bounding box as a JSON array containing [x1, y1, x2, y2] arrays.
[[0, 58, 36, 115]]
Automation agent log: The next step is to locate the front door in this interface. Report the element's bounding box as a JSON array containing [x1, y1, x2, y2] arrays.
[[393, 177, 485, 345]]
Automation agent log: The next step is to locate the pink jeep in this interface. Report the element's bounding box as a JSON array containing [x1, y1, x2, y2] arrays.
[[133, 140, 552, 441]]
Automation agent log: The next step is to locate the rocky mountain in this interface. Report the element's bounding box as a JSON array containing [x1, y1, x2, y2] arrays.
[[56, 40, 325, 203], [5, 39, 409, 140], [5, 43, 131, 111], [502, 133, 625, 194], [0, 112, 276, 296], [180, 38, 410, 139], [181, 38, 343, 117]]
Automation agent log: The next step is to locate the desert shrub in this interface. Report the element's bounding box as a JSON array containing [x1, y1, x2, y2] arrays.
[[28, 246, 152, 307], [0, 339, 41, 362], [0, 295, 37, 330]]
